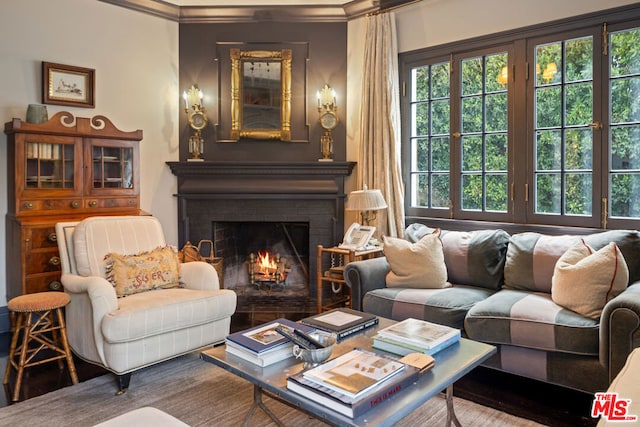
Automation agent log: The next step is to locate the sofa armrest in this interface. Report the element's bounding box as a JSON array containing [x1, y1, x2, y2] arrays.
[[600, 282, 640, 382], [179, 261, 220, 290], [344, 257, 390, 311]]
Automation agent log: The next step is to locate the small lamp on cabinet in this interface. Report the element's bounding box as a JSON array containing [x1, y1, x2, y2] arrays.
[[183, 85, 207, 161]]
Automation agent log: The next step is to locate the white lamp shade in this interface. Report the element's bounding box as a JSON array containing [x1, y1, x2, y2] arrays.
[[346, 188, 387, 211]]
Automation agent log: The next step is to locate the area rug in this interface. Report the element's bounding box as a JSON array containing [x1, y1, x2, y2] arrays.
[[0, 352, 545, 426]]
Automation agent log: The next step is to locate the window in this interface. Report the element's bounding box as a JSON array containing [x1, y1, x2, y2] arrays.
[[458, 52, 509, 214], [529, 33, 597, 227], [401, 6, 640, 229], [409, 61, 450, 210], [407, 48, 510, 221], [608, 26, 640, 221]]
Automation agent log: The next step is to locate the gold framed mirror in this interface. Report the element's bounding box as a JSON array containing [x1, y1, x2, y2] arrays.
[[230, 48, 292, 141]]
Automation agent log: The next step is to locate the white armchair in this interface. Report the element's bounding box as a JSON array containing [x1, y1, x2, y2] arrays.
[[55, 216, 236, 394]]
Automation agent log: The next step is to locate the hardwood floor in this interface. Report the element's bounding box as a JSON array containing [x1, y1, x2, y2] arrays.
[[0, 327, 600, 426]]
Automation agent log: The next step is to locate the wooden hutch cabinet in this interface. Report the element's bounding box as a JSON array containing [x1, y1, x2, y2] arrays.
[[4, 111, 144, 299]]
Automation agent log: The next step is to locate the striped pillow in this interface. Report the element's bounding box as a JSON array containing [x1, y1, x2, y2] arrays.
[[504, 233, 579, 293], [405, 224, 510, 290], [551, 240, 629, 319], [505, 230, 640, 293]]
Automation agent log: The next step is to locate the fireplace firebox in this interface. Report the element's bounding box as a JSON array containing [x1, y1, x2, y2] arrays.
[[213, 221, 309, 296]]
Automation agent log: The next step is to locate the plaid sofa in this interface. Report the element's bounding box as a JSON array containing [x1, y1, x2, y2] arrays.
[[344, 224, 640, 393]]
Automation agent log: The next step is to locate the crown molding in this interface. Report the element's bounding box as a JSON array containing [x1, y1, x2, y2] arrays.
[[99, 0, 381, 22]]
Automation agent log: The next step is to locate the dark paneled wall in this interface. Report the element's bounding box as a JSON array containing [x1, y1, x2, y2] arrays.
[[179, 22, 347, 162]]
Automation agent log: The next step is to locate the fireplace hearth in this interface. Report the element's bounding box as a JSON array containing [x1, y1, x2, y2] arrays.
[[167, 161, 355, 314]]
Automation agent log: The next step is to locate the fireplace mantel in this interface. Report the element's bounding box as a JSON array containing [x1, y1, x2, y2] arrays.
[[167, 160, 356, 300], [167, 161, 355, 177], [167, 161, 355, 197]]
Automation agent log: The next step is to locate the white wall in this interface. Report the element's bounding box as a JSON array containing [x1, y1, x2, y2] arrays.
[[0, 0, 179, 306], [345, 0, 640, 222]]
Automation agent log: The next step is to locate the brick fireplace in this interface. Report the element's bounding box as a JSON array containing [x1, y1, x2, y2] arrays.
[[167, 161, 355, 309]]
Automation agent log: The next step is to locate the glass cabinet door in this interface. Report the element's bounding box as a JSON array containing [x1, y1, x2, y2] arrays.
[[87, 139, 138, 196], [92, 145, 134, 189], [24, 136, 79, 192]]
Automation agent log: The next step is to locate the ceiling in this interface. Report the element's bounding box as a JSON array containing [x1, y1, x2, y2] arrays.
[[99, 0, 415, 22], [164, 1, 352, 5]]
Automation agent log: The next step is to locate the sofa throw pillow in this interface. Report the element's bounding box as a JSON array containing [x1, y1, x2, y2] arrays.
[[404, 223, 510, 290], [104, 245, 181, 297], [383, 230, 449, 289], [551, 240, 629, 320]]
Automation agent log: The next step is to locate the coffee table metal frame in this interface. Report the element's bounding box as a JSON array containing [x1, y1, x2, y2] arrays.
[[201, 317, 495, 427]]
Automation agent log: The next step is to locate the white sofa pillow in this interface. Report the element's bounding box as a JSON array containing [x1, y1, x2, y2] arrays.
[[552, 240, 629, 319], [384, 230, 449, 289]]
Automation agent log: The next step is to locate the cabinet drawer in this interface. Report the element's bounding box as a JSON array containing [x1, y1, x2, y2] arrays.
[[85, 197, 138, 210], [25, 251, 62, 275], [19, 198, 83, 214], [25, 273, 63, 294], [27, 226, 59, 249]]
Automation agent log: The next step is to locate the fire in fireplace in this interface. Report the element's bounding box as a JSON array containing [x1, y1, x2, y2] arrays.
[[213, 221, 309, 296], [248, 250, 289, 286]]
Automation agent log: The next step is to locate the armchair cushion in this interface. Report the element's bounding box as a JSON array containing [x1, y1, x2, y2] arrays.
[[105, 246, 181, 297], [73, 216, 166, 277], [101, 287, 236, 343]]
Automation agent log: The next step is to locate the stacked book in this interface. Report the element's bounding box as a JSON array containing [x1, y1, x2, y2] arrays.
[[372, 318, 461, 356], [225, 318, 316, 367], [287, 348, 421, 418], [300, 307, 378, 341]]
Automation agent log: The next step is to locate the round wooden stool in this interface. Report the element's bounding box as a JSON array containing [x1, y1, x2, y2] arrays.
[[3, 292, 79, 402]]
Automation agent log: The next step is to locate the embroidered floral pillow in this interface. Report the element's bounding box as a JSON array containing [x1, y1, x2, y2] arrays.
[[104, 246, 180, 297]]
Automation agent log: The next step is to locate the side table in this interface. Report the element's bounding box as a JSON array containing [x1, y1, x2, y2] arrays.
[[316, 245, 383, 313]]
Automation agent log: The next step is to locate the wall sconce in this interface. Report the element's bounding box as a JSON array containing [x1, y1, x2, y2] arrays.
[[317, 84, 338, 162], [183, 85, 207, 161], [345, 185, 388, 226]]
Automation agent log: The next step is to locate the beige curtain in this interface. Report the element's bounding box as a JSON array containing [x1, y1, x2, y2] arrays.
[[357, 12, 405, 237]]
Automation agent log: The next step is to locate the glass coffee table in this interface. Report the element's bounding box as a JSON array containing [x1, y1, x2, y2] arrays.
[[201, 317, 495, 427]]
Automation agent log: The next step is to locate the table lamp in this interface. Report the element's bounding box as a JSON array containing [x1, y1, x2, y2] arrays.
[[346, 185, 387, 226]]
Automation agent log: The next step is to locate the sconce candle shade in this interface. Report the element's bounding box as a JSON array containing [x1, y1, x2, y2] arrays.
[[183, 85, 203, 110], [346, 186, 387, 225]]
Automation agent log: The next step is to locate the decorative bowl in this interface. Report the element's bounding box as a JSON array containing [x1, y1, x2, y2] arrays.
[[292, 333, 336, 368]]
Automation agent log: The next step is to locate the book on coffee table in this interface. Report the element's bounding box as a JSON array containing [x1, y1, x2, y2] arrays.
[[300, 308, 378, 341], [225, 339, 298, 367], [375, 318, 460, 353], [372, 332, 460, 356], [301, 348, 405, 399], [287, 355, 421, 418], [225, 318, 316, 366]]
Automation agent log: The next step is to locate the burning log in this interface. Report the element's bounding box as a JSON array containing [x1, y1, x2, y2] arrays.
[[248, 250, 290, 287]]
